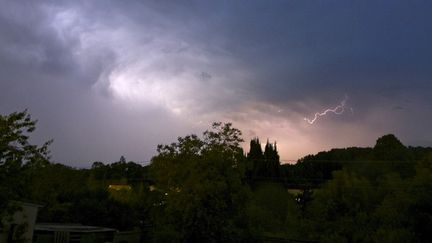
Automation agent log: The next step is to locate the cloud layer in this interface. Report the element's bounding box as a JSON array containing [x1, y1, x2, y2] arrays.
[[1, 1, 432, 166]]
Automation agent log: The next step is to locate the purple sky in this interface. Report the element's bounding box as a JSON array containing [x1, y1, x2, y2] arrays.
[[1, 1, 432, 167]]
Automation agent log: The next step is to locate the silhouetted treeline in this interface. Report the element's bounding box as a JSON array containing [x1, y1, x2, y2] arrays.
[[1, 110, 432, 242], [90, 156, 151, 185], [282, 134, 432, 187]]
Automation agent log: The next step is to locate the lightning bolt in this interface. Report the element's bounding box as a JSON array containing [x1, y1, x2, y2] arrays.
[[304, 96, 352, 124]]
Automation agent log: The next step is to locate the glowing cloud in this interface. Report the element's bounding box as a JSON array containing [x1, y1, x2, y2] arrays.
[[304, 96, 352, 124]]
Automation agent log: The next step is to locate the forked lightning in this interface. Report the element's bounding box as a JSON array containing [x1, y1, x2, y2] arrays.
[[304, 96, 352, 124]]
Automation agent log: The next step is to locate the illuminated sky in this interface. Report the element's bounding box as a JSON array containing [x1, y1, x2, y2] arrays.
[[1, 1, 432, 166]]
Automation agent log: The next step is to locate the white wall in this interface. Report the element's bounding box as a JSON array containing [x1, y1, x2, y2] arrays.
[[1, 202, 40, 243]]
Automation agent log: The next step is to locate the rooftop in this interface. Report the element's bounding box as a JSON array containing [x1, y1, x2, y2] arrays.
[[35, 223, 116, 233]]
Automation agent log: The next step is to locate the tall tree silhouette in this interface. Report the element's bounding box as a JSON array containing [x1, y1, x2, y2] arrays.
[[264, 140, 280, 179], [247, 138, 264, 179], [247, 138, 281, 180]]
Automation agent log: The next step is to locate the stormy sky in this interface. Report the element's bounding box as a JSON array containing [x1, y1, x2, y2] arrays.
[[1, 0, 432, 167]]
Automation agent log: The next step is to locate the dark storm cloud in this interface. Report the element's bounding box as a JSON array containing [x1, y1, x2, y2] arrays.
[[211, 0, 432, 103], [0, 1, 194, 166], [1, 0, 432, 165]]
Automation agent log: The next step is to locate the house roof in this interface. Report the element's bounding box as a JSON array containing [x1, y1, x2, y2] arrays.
[[10, 200, 44, 208], [108, 184, 132, 191], [35, 223, 116, 233]]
